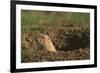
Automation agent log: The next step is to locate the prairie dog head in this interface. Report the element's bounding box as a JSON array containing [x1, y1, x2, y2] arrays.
[[38, 34, 50, 43], [37, 34, 56, 52]]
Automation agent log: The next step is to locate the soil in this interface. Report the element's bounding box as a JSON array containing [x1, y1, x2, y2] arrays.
[[21, 31, 90, 63]]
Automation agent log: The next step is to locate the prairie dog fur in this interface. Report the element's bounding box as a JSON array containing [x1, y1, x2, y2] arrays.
[[37, 34, 56, 52]]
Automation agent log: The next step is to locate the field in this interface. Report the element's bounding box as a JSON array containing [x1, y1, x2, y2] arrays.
[[21, 10, 90, 63]]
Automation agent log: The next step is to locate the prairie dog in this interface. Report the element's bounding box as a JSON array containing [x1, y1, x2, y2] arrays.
[[37, 34, 56, 52]]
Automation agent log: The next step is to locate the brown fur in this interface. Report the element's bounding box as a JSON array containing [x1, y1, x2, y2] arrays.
[[37, 34, 56, 52]]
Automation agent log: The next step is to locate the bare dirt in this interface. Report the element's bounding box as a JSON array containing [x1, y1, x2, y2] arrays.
[[21, 30, 90, 63]]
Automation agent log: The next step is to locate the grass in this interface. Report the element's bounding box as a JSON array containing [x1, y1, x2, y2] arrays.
[[21, 10, 90, 32], [21, 10, 90, 63]]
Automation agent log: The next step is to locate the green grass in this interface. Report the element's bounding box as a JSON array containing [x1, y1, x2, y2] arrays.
[[21, 10, 90, 32]]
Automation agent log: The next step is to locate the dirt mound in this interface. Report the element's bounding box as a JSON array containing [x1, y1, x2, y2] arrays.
[[21, 28, 90, 63], [21, 47, 90, 62]]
